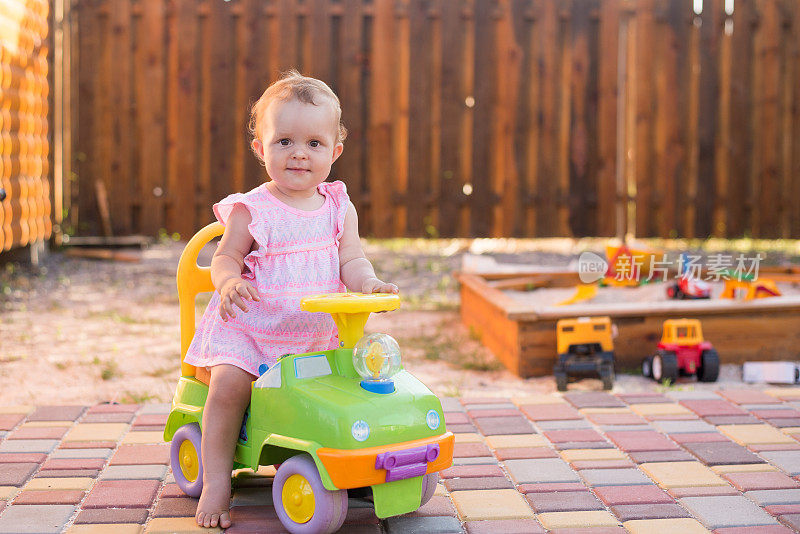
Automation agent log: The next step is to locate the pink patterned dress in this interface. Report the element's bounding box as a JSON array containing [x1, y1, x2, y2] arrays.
[[184, 180, 349, 376]]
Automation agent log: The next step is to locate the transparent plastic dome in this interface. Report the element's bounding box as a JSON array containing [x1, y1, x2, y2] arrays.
[[353, 333, 401, 383]]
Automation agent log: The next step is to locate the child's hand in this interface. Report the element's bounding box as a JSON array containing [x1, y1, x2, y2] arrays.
[[218, 277, 260, 321], [362, 277, 399, 295]]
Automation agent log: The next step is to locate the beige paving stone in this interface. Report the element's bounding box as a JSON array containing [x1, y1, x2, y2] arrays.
[[67, 525, 143, 534], [781, 427, 800, 435], [485, 434, 548, 449], [537, 511, 619, 529], [145, 518, 220, 533], [0, 405, 34, 415], [718, 424, 796, 445], [122, 431, 165, 444], [451, 489, 534, 521], [639, 462, 727, 488], [21, 421, 75, 428], [434, 483, 447, 496], [560, 449, 627, 461], [455, 433, 484, 444], [711, 463, 777, 474], [0, 486, 19, 500], [629, 403, 692, 416], [25, 477, 94, 491], [511, 394, 566, 406], [623, 518, 711, 534], [64, 423, 130, 442]]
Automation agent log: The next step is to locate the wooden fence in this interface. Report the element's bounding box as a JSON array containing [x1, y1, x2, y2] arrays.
[[0, 0, 51, 251], [64, 0, 800, 239]]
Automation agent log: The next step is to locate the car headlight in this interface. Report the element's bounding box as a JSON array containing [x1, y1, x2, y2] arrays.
[[351, 420, 370, 442], [426, 410, 440, 430]]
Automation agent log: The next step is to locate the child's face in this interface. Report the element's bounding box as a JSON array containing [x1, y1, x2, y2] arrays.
[[253, 98, 343, 195]]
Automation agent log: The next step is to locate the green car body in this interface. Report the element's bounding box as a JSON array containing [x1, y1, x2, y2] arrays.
[[164, 347, 453, 518]]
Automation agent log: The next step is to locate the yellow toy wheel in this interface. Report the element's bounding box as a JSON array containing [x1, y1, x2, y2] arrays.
[[179, 439, 200, 482], [282, 474, 315, 524]]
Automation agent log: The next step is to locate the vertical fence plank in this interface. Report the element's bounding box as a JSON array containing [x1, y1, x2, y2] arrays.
[[557, 1, 572, 236], [305, 0, 331, 79], [715, 0, 732, 237], [208, 0, 234, 207], [393, 0, 410, 236], [335, 0, 364, 225], [75, 0, 99, 234], [469, 0, 492, 236], [697, 0, 722, 238], [367, 0, 394, 237], [515, 0, 537, 237], [407, 0, 432, 236], [568, 0, 599, 237], [727, 0, 754, 237], [243, 0, 269, 192], [633, 0, 654, 237], [94, 2, 112, 236], [108, 0, 132, 234], [535, 0, 558, 236], [791, 0, 800, 238], [492, 0, 521, 237], [458, 0, 474, 236], [753, 0, 780, 237], [438, 0, 465, 237], [165, 0, 198, 238], [596, 0, 618, 237], [137, 0, 166, 234], [779, 0, 793, 238]]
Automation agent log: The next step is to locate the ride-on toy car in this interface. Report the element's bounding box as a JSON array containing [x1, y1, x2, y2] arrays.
[[164, 223, 454, 534], [641, 318, 719, 383], [553, 316, 615, 391]]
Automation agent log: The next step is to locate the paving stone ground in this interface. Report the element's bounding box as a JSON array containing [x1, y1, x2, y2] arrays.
[[2, 388, 800, 533]]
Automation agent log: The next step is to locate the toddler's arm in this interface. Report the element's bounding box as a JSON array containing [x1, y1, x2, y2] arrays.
[[339, 202, 399, 294], [211, 204, 260, 320]]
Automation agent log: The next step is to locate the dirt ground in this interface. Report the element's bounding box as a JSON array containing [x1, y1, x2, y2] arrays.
[[1, 238, 797, 405]]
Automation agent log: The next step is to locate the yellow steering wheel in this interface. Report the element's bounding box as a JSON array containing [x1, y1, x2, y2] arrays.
[[301, 293, 400, 349]]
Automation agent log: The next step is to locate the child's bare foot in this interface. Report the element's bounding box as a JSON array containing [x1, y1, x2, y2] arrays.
[[195, 476, 232, 528]]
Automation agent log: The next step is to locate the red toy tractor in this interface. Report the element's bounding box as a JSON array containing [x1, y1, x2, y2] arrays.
[[641, 319, 719, 383], [666, 275, 711, 300]]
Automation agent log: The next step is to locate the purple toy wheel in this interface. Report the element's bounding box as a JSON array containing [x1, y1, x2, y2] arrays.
[[170, 423, 204, 498], [273, 454, 348, 534], [420, 472, 439, 507]]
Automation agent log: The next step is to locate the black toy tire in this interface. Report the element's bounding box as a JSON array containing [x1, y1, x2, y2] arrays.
[[555, 373, 568, 392], [601, 371, 614, 390], [699, 349, 720, 382], [641, 356, 653, 378], [652, 351, 678, 384]]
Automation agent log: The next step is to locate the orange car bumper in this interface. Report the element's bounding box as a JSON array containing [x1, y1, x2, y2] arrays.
[[317, 432, 454, 489]]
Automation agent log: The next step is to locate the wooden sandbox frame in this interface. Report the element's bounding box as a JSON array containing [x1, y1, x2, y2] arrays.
[[458, 271, 800, 377]]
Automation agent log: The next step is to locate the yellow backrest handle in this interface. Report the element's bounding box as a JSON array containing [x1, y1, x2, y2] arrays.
[[177, 222, 225, 376]]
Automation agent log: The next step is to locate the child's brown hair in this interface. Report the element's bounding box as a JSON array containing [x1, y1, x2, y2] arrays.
[[248, 70, 347, 162]]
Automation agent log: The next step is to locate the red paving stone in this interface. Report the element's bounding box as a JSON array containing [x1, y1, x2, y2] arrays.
[[82, 479, 160, 508], [495, 447, 559, 460], [520, 404, 583, 421], [544, 429, 606, 443], [611, 503, 690, 521], [87, 404, 140, 413], [680, 399, 746, 417], [58, 440, 118, 449], [444, 477, 514, 491], [585, 413, 648, 425], [0, 463, 39, 486], [8, 426, 68, 440], [593, 484, 675, 505], [526, 490, 604, 512], [444, 412, 469, 424], [722, 471, 800, 491], [473, 416, 535, 435], [110, 443, 170, 465], [616, 393, 672, 404], [409, 495, 458, 517], [440, 465, 505, 479], [36, 469, 100, 478], [467, 409, 521, 418], [453, 442, 493, 457], [548, 528, 627, 534], [460, 397, 510, 405], [152, 496, 198, 517], [27, 405, 86, 421], [517, 483, 588, 493], [716, 389, 782, 405], [160, 483, 188, 498], [563, 392, 626, 408], [464, 519, 546, 534], [752, 409, 800, 419], [766, 505, 800, 515], [13, 489, 86, 505], [41, 458, 106, 470], [0, 452, 47, 463], [73, 507, 150, 524], [704, 415, 762, 425], [605, 430, 680, 452], [0, 413, 25, 430], [132, 413, 168, 426], [714, 527, 795, 534]]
